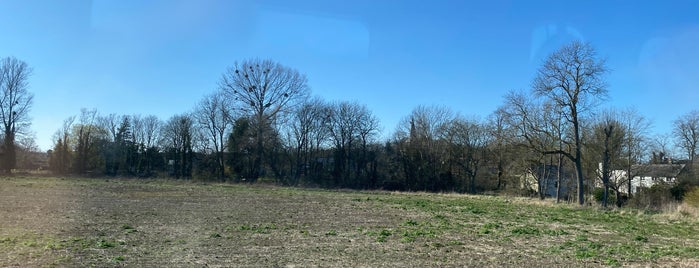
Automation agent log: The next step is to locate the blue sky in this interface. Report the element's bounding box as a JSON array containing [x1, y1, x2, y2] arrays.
[[1, 0, 698, 151]]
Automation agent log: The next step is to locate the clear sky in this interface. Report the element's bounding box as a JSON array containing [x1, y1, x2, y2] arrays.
[[1, 0, 698, 151]]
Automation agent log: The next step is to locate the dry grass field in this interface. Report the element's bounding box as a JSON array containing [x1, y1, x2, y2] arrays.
[[1, 176, 699, 267]]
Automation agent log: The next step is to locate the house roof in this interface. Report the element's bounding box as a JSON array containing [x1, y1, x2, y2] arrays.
[[631, 164, 685, 178]]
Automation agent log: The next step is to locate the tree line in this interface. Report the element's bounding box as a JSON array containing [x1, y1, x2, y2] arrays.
[[3, 41, 699, 207]]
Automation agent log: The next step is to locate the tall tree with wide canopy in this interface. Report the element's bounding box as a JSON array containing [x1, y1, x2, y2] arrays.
[[0, 57, 33, 174], [673, 110, 699, 163], [195, 92, 234, 180], [219, 59, 309, 180], [532, 40, 608, 205]]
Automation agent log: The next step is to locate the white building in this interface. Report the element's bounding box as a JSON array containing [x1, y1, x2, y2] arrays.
[[601, 164, 685, 195]]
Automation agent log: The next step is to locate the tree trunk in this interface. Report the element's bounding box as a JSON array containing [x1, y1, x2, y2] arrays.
[[556, 153, 562, 203], [573, 114, 585, 205]]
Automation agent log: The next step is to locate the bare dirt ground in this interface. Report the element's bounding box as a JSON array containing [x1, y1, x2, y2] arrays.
[[1, 176, 699, 267]]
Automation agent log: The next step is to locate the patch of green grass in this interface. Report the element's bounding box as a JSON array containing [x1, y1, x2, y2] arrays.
[[121, 224, 137, 234], [325, 230, 337, 236], [479, 222, 502, 234], [448, 240, 464, 246], [633, 235, 648, 243], [605, 257, 621, 267], [461, 206, 486, 214], [96, 239, 115, 248], [367, 229, 393, 242], [543, 229, 569, 236], [510, 226, 541, 236], [402, 220, 419, 226], [237, 223, 278, 234], [400, 227, 435, 243]]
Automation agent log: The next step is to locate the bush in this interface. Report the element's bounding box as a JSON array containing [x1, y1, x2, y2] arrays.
[[671, 180, 693, 201], [683, 187, 699, 208], [628, 184, 675, 211], [592, 188, 616, 205]]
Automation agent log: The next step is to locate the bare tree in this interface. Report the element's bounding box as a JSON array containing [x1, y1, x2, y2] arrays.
[[589, 111, 625, 208], [327, 101, 362, 186], [501, 91, 564, 200], [142, 115, 162, 149], [354, 103, 381, 187], [161, 114, 194, 179], [49, 116, 75, 174], [619, 108, 652, 199], [0, 57, 33, 174], [532, 40, 608, 205], [394, 105, 455, 191], [673, 110, 699, 162], [195, 92, 234, 180], [141, 115, 162, 175], [447, 116, 490, 193], [99, 113, 121, 142], [73, 108, 106, 174], [219, 59, 310, 179], [487, 109, 515, 191], [289, 97, 331, 185], [15, 133, 39, 170]]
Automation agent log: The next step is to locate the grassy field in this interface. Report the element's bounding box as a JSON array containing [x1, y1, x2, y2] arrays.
[[1, 176, 699, 267]]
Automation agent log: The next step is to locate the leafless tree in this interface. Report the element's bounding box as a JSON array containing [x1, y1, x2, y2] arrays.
[[15, 133, 39, 169], [487, 109, 514, 191], [447, 116, 490, 193], [140, 115, 162, 175], [532, 40, 608, 205], [501, 91, 564, 200], [195, 92, 234, 180], [355, 103, 381, 186], [73, 108, 105, 174], [161, 114, 194, 178], [0, 57, 33, 173], [619, 108, 652, 198], [589, 110, 625, 207], [99, 113, 122, 142], [673, 110, 699, 162], [142, 115, 162, 149], [327, 101, 379, 187], [49, 116, 75, 174], [289, 97, 331, 184], [394, 105, 455, 191], [219, 59, 310, 179]]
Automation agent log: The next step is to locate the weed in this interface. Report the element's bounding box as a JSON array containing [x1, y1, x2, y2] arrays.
[[543, 229, 569, 236], [634, 235, 648, 243], [371, 229, 392, 242], [403, 220, 419, 226], [448, 240, 464, 246], [112, 256, 125, 262], [511, 226, 541, 236], [479, 222, 502, 234], [604, 257, 620, 266], [96, 239, 115, 248], [325, 230, 338, 236], [122, 224, 137, 234]]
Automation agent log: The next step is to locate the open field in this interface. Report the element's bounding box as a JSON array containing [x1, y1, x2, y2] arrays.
[[1, 176, 699, 267]]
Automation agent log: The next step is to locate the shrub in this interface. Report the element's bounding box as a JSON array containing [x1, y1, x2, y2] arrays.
[[683, 187, 699, 208], [628, 184, 675, 211], [592, 188, 616, 205]]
